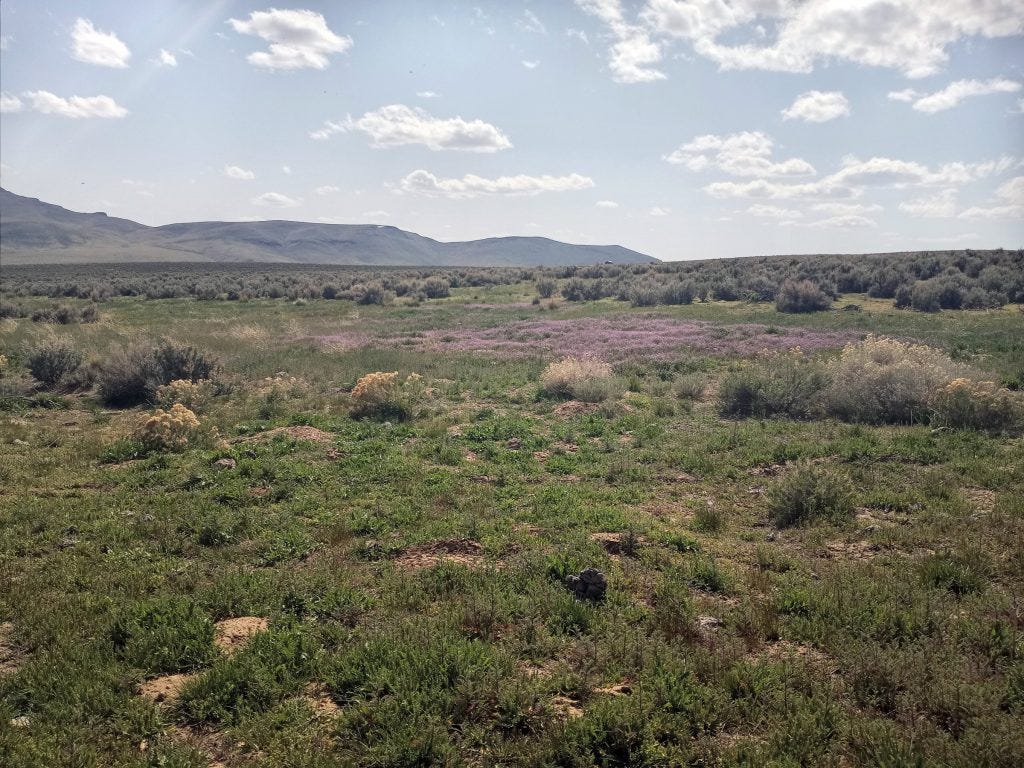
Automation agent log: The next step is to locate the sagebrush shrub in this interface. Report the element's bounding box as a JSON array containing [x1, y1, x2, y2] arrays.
[[767, 462, 855, 527], [931, 378, 1020, 431], [98, 341, 218, 407], [824, 335, 965, 424], [540, 357, 614, 402], [775, 279, 830, 313], [26, 336, 83, 387], [718, 349, 829, 419], [156, 378, 216, 412], [350, 371, 423, 419], [135, 403, 202, 451]]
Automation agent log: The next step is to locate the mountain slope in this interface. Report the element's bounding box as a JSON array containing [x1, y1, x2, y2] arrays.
[[0, 188, 656, 266]]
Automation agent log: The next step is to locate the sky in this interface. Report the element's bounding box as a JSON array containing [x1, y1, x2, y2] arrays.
[[0, 1, 1022, 261]]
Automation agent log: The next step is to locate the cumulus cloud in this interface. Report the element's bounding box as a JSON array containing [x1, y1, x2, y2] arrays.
[[899, 189, 958, 217], [399, 170, 594, 198], [313, 105, 512, 152], [71, 18, 131, 68], [315, 185, 340, 195], [416, 90, 440, 99], [908, 77, 1021, 113], [596, 199, 620, 208], [811, 202, 882, 216], [656, 0, 1021, 78], [665, 132, 815, 177], [23, 91, 127, 119], [156, 49, 178, 67], [224, 165, 255, 181], [781, 90, 850, 122], [575, 0, 666, 83], [747, 204, 802, 219], [252, 191, 301, 207], [522, 59, 541, 69], [958, 175, 1024, 219], [807, 214, 878, 229], [649, 206, 670, 216], [887, 88, 918, 103], [228, 9, 352, 70], [580, 1, 1023, 82], [0, 93, 23, 113]]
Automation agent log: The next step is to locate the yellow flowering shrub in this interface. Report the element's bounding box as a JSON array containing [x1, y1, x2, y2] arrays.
[[155, 378, 215, 411], [135, 403, 201, 451], [349, 371, 423, 419], [540, 357, 614, 402], [932, 378, 1020, 431]]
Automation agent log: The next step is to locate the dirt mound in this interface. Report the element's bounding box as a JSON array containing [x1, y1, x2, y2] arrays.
[[139, 672, 194, 703], [394, 539, 485, 570], [214, 616, 269, 654], [553, 400, 601, 418]]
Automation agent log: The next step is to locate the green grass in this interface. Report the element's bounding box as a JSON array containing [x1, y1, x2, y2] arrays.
[[1, 283, 1023, 767]]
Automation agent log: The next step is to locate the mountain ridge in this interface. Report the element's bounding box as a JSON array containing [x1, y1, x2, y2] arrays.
[[0, 188, 657, 266]]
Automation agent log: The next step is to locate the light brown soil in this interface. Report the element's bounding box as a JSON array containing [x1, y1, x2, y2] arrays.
[[393, 538, 485, 570], [138, 673, 195, 703], [303, 683, 342, 718], [553, 401, 601, 418], [550, 695, 584, 719], [214, 616, 269, 654], [0, 622, 24, 678]]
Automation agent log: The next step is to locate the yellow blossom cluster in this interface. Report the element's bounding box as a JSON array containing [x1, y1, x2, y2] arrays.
[[932, 378, 1019, 430], [155, 379, 214, 411], [349, 371, 423, 418], [136, 403, 201, 451]]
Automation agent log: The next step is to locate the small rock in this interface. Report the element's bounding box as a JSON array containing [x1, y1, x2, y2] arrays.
[[506, 438, 523, 450], [57, 538, 77, 550], [863, 525, 878, 534], [12, 439, 28, 446], [214, 458, 237, 470], [565, 567, 607, 601], [697, 615, 722, 630], [10, 715, 30, 728]]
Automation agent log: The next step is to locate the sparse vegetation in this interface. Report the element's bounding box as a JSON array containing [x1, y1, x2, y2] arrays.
[[540, 356, 615, 401]]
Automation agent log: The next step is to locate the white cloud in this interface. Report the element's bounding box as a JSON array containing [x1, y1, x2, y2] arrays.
[[596, 199, 620, 208], [282, 165, 292, 175], [567, 28, 590, 44], [781, 90, 850, 123], [315, 184, 340, 195], [228, 9, 352, 70], [665, 132, 815, 177], [314, 105, 512, 152], [399, 170, 595, 198], [416, 90, 440, 99], [887, 88, 918, 103], [23, 91, 127, 119], [899, 189, 958, 217], [362, 210, 390, 220], [958, 175, 1024, 219], [518, 10, 547, 34], [649, 206, 670, 216], [156, 49, 178, 67], [0, 93, 23, 113], [811, 202, 882, 216], [747, 204, 802, 219], [252, 192, 301, 207], [908, 77, 1021, 113], [224, 165, 255, 181], [576, 0, 666, 83], [522, 59, 541, 69], [639, 0, 1024, 79], [807, 214, 878, 229], [0, 35, 10, 51], [71, 18, 131, 68]]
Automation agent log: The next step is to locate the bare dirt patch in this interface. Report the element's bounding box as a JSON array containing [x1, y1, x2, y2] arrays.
[[393, 538, 486, 570], [139, 672, 195, 704], [590, 531, 644, 556], [963, 487, 996, 515], [0, 622, 24, 678], [550, 695, 584, 719], [261, 426, 335, 443], [214, 616, 269, 655], [553, 401, 601, 418], [594, 681, 633, 696], [303, 683, 342, 718]]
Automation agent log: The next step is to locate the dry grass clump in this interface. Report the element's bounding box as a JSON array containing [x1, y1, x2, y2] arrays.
[[155, 379, 215, 412], [824, 335, 966, 424], [349, 371, 424, 420], [540, 357, 615, 402], [718, 348, 828, 419], [26, 336, 83, 388], [767, 462, 855, 527], [135, 403, 201, 451], [932, 378, 1020, 431]]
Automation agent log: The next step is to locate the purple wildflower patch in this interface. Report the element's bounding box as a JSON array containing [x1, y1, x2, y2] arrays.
[[392, 316, 859, 360]]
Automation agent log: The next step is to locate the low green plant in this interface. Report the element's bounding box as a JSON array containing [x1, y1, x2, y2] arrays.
[[766, 462, 855, 527], [110, 596, 217, 674]]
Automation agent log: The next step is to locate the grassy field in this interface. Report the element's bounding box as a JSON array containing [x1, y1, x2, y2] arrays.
[[1, 281, 1023, 767]]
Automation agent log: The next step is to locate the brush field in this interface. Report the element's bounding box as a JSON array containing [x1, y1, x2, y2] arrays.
[[1, 268, 1023, 767]]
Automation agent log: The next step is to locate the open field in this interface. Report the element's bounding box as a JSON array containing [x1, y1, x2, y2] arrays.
[[2, 271, 1023, 767]]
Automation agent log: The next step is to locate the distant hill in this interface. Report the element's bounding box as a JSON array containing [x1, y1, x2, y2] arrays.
[[0, 188, 656, 266]]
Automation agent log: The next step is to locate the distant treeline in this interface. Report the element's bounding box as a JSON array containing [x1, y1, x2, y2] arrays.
[[1, 248, 1021, 312]]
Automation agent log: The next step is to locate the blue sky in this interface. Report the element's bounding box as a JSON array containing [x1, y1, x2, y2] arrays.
[[1, 1, 1022, 261]]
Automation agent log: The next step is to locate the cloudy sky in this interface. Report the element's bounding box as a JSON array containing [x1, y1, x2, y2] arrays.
[[1, 1, 1022, 260]]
